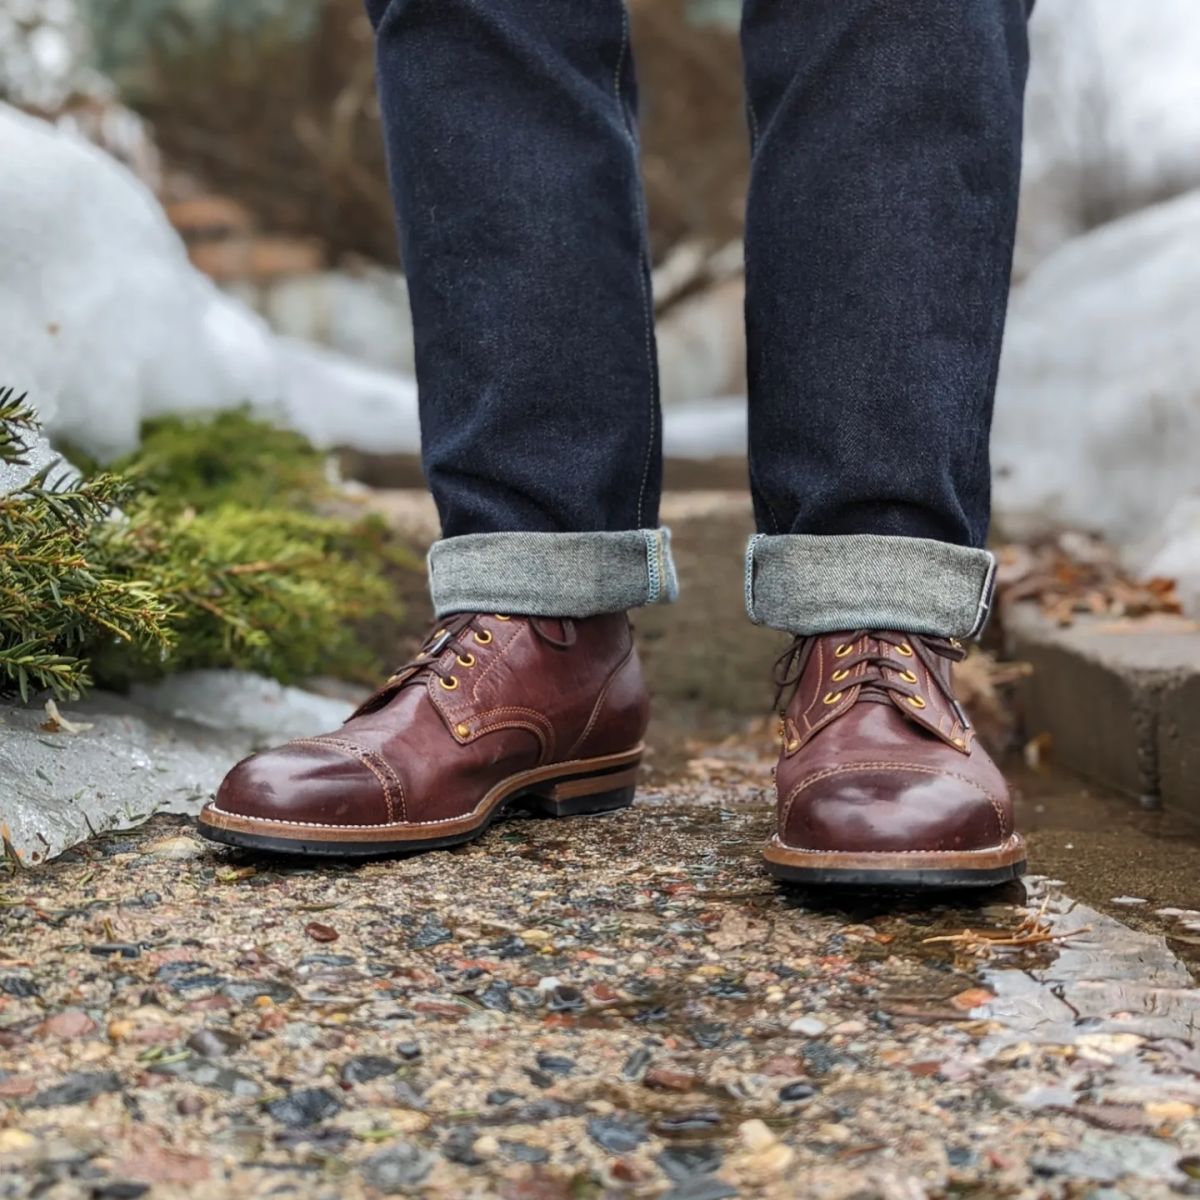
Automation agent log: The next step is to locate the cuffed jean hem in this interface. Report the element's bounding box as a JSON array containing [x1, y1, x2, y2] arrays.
[[428, 529, 678, 619], [745, 533, 996, 639]]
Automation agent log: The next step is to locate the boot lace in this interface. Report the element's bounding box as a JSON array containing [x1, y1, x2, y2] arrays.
[[772, 630, 971, 728]]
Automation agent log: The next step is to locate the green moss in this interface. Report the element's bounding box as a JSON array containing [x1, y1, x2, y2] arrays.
[[1, 396, 413, 699], [73, 410, 335, 513]]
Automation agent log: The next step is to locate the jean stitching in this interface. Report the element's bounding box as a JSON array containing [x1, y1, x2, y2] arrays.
[[744, 534, 764, 622], [643, 529, 660, 604], [968, 552, 998, 639], [614, 1, 657, 529]]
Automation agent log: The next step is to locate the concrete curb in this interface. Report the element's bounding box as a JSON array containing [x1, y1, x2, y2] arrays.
[[1005, 603, 1200, 820]]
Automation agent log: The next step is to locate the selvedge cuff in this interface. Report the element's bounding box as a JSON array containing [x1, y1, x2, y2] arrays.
[[429, 528, 678, 618], [745, 533, 996, 638]]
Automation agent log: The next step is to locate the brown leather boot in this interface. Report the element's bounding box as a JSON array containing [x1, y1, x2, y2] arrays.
[[197, 612, 647, 855], [764, 630, 1025, 888]]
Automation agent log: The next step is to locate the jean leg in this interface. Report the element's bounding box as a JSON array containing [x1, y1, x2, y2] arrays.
[[740, 0, 1029, 635], [369, 0, 674, 615]]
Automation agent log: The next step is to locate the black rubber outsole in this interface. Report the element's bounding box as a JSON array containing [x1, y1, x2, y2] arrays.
[[764, 859, 1027, 890], [195, 784, 635, 859]]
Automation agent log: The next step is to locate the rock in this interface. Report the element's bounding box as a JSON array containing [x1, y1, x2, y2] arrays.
[[130, 671, 353, 744], [339, 1056, 398, 1085], [29, 1071, 122, 1108], [0, 976, 38, 998], [149, 1059, 259, 1098], [471, 1134, 500, 1160], [220, 979, 297, 1005], [36, 1009, 97, 1040], [644, 1066, 698, 1092], [620, 1047, 652, 1081], [360, 1142, 435, 1192], [737, 1119, 778, 1154], [661, 1178, 738, 1200], [185, 1028, 243, 1059], [787, 1016, 828, 1037], [658, 1144, 724, 1183], [586, 1114, 647, 1154], [502, 1141, 549, 1164], [142, 836, 205, 861], [534, 1053, 574, 1077], [0, 1128, 38, 1153], [779, 1081, 817, 1102], [0, 671, 351, 864], [265, 1087, 342, 1128]]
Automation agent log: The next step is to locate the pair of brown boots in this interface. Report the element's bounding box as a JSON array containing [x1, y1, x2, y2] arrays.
[[198, 613, 1025, 889]]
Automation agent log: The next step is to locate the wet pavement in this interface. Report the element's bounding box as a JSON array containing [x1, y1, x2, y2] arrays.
[[1, 730, 1198, 1198]]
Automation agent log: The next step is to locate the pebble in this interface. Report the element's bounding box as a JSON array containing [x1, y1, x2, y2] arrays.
[[586, 1113, 647, 1154], [361, 1143, 435, 1192], [339, 1055, 399, 1085], [535, 1052, 574, 1076], [396, 1040, 422, 1061], [472, 1134, 500, 1160], [644, 1066, 698, 1092], [657, 1144, 723, 1182], [143, 835, 205, 860], [265, 1087, 343, 1127], [621, 1047, 653, 1081], [29, 1071, 122, 1108], [0, 975, 39, 998], [661, 1178, 738, 1200], [788, 1016, 828, 1037], [502, 1140, 549, 1164], [779, 1081, 817, 1102], [185, 1028, 243, 1059]]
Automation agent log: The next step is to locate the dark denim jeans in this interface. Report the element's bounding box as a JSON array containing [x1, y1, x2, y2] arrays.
[[367, 0, 1030, 635]]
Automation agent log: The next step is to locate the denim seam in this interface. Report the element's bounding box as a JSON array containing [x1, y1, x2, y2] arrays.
[[614, 1, 657, 528], [643, 529, 661, 604], [967, 554, 998, 639], [744, 532, 765, 624]]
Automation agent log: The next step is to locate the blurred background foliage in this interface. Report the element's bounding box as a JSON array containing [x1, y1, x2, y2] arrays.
[[74, 0, 748, 265]]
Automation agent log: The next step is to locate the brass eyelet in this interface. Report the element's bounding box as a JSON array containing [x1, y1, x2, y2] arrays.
[[456, 653, 476, 668], [474, 630, 493, 645], [906, 695, 926, 709], [455, 722, 470, 737], [494, 614, 511, 621], [899, 669, 917, 683], [830, 668, 850, 683], [786, 738, 800, 753], [440, 675, 459, 691], [823, 691, 843, 705], [896, 643, 914, 657], [833, 642, 853, 658]]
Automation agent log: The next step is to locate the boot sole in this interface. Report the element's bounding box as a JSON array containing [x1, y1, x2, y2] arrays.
[[762, 833, 1027, 890], [195, 746, 642, 858]]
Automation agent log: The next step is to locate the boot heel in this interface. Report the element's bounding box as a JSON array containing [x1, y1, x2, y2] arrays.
[[523, 763, 639, 818]]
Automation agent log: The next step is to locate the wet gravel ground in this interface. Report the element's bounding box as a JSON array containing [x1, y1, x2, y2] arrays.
[[2, 736, 1199, 1199]]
